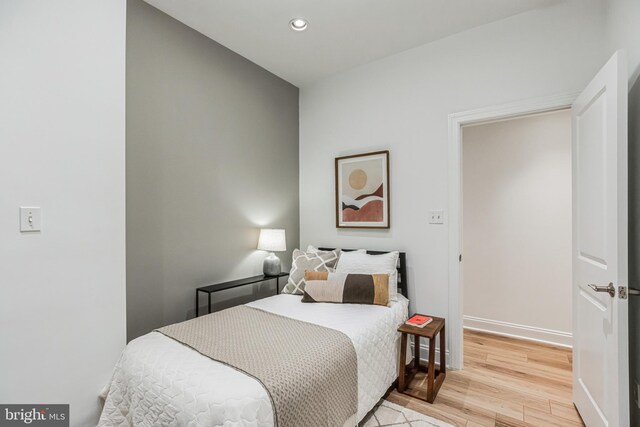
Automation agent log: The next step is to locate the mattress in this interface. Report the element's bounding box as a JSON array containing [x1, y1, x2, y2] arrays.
[[99, 294, 409, 427]]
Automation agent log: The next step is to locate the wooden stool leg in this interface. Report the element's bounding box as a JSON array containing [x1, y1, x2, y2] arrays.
[[398, 332, 407, 392], [414, 335, 420, 369], [440, 324, 446, 375], [427, 336, 436, 403]]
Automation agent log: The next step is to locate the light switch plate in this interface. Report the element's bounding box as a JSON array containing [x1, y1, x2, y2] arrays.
[[20, 207, 41, 232], [429, 210, 444, 224]]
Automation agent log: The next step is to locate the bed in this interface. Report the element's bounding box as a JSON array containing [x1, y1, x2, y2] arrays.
[[99, 250, 409, 427]]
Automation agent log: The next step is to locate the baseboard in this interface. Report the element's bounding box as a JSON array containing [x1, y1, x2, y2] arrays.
[[463, 315, 572, 348]]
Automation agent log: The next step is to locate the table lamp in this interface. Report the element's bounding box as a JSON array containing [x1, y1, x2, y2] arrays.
[[257, 228, 286, 276]]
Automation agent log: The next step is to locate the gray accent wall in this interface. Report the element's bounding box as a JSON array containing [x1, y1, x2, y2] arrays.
[[126, 0, 299, 340], [629, 75, 640, 424]]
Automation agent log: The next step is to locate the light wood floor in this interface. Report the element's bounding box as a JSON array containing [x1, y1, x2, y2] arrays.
[[386, 330, 584, 427]]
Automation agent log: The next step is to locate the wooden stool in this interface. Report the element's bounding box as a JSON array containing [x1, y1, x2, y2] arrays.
[[397, 315, 446, 403]]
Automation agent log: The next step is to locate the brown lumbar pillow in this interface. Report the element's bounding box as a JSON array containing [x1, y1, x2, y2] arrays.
[[301, 271, 389, 307]]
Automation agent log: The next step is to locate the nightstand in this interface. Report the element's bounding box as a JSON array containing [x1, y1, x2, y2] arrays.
[[195, 272, 289, 317], [398, 315, 446, 403]]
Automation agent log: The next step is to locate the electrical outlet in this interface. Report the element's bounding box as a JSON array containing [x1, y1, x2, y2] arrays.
[[429, 210, 444, 224]]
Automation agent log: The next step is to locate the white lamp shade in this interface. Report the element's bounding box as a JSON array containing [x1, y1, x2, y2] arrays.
[[257, 229, 286, 252]]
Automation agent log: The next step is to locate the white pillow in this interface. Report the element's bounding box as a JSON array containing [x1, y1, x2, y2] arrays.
[[306, 245, 366, 254], [335, 251, 400, 301]]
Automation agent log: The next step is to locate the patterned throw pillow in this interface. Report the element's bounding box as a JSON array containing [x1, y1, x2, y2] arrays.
[[301, 271, 389, 307], [282, 249, 340, 295]]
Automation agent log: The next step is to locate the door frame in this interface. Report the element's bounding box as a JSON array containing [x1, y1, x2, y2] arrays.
[[447, 92, 579, 370]]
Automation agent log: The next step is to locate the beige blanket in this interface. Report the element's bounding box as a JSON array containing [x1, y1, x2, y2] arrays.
[[157, 305, 358, 427]]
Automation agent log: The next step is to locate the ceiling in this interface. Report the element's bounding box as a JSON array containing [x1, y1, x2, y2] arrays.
[[144, 0, 561, 87]]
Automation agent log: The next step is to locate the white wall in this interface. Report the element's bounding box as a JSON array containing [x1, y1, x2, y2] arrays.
[[299, 0, 606, 358], [604, 0, 640, 85], [0, 1, 126, 426], [462, 111, 572, 347]]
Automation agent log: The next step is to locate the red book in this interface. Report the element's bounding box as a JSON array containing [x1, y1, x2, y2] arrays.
[[406, 315, 433, 328]]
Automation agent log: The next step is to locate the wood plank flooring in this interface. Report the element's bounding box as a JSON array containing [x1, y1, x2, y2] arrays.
[[386, 330, 584, 427]]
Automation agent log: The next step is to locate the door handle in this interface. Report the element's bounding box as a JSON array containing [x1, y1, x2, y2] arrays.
[[588, 283, 616, 297]]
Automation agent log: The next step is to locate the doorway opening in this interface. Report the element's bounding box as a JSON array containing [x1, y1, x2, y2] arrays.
[[461, 109, 573, 349], [435, 52, 628, 427], [447, 93, 578, 370], [445, 106, 582, 425]]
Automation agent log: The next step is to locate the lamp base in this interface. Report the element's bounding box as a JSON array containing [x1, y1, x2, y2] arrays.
[[263, 253, 281, 276]]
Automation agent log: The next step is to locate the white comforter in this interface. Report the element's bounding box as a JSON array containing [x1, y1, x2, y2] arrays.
[[99, 294, 409, 427]]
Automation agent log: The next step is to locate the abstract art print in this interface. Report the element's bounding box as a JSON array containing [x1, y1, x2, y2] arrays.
[[335, 150, 389, 228]]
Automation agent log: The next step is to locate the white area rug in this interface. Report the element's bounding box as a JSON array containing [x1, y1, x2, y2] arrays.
[[363, 400, 454, 427]]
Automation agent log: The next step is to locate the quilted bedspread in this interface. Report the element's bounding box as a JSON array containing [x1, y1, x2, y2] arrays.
[[158, 305, 358, 427], [98, 294, 409, 426]]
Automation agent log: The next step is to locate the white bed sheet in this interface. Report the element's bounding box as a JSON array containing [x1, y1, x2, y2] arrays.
[[99, 294, 409, 427]]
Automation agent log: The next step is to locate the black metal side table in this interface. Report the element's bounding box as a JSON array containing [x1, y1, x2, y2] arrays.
[[195, 272, 289, 317]]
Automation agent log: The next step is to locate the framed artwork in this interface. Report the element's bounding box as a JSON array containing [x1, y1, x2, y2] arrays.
[[335, 150, 390, 229]]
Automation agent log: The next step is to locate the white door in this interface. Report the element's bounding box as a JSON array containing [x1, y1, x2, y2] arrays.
[[572, 50, 629, 427]]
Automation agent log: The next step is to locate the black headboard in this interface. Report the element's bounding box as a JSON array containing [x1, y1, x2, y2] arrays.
[[318, 248, 408, 300]]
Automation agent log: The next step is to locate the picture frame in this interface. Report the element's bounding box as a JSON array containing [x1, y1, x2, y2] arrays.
[[335, 150, 390, 229]]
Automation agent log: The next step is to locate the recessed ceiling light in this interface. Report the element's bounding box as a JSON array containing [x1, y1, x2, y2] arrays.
[[289, 18, 308, 32]]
